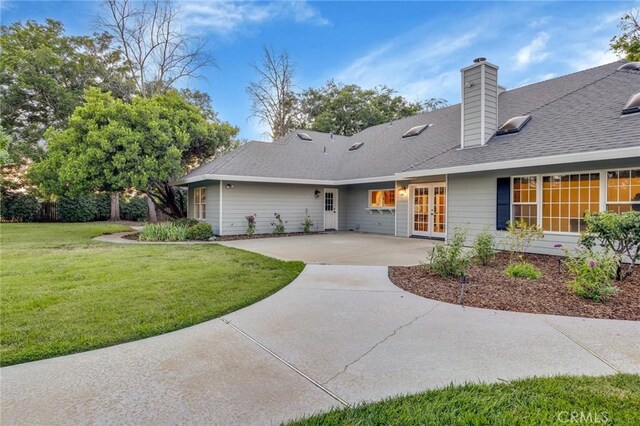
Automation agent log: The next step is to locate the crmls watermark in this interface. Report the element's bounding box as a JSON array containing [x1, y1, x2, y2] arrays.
[[557, 411, 610, 424]]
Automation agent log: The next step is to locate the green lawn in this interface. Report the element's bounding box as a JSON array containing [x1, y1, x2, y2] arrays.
[[0, 223, 304, 366], [290, 374, 640, 425]]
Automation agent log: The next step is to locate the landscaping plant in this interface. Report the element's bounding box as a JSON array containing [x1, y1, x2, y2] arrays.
[[505, 262, 542, 280], [186, 223, 213, 241], [57, 194, 98, 222], [0, 192, 39, 222], [579, 211, 640, 280], [173, 218, 199, 228], [272, 213, 285, 234], [301, 209, 313, 233], [472, 227, 496, 266], [139, 222, 189, 241], [246, 214, 256, 235], [426, 227, 470, 278], [564, 247, 619, 302]]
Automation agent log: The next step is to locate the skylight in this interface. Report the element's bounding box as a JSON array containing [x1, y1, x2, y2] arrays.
[[617, 62, 640, 71], [297, 132, 312, 141], [622, 92, 640, 115], [402, 124, 430, 138], [496, 115, 531, 135], [349, 142, 364, 151]]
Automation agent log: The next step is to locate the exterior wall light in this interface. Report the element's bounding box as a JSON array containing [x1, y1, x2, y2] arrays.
[[314, 189, 321, 198], [398, 186, 408, 197], [226, 184, 234, 189]]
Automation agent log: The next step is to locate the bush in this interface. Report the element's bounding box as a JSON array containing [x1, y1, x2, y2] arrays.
[[472, 227, 496, 266], [186, 223, 213, 240], [246, 214, 256, 236], [579, 211, 640, 281], [504, 219, 544, 262], [173, 217, 199, 228], [564, 247, 619, 302], [427, 227, 470, 278], [121, 197, 148, 222], [301, 209, 313, 233], [95, 193, 111, 221], [139, 222, 188, 241], [0, 192, 39, 222], [505, 262, 542, 279], [271, 213, 285, 234], [57, 194, 97, 222]]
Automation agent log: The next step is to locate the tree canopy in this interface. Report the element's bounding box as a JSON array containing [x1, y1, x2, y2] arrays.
[[610, 8, 640, 61], [0, 19, 131, 164], [298, 81, 445, 136]]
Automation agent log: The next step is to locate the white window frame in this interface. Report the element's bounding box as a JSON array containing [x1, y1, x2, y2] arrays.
[[605, 168, 640, 212], [509, 167, 640, 235], [194, 187, 206, 220], [510, 175, 538, 227], [368, 189, 396, 209]]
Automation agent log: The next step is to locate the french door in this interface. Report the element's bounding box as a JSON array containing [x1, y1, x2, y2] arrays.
[[411, 183, 446, 238]]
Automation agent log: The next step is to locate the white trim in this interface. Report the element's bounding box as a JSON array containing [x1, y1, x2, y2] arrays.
[[444, 174, 449, 242], [194, 187, 207, 220], [397, 147, 640, 179], [175, 174, 397, 186], [480, 63, 486, 146], [323, 188, 339, 231], [219, 180, 223, 235], [460, 69, 465, 149], [367, 188, 396, 208], [409, 182, 447, 238]]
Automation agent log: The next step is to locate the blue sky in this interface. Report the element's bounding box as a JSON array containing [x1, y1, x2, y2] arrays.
[[1, 0, 636, 140]]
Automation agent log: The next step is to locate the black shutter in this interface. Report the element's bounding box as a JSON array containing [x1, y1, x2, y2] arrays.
[[496, 177, 511, 231]]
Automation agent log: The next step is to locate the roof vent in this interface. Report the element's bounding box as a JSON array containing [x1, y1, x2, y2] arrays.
[[622, 92, 640, 115], [349, 142, 364, 151], [496, 115, 531, 135], [473, 57, 487, 63], [617, 62, 640, 71], [297, 132, 312, 141], [402, 124, 430, 138]]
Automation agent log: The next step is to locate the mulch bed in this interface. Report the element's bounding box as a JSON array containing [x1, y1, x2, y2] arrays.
[[122, 232, 142, 241], [215, 232, 325, 241], [389, 252, 640, 321]]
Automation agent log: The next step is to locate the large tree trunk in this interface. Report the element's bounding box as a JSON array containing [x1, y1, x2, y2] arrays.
[[147, 181, 186, 219], [146, 194, 158, 223], [109, 191, 120, 221]]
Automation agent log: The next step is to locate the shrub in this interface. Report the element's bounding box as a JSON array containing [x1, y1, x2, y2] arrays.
[[271, 213, 285, 234], [0, 192, 39, 222], [95, 193, 111, 221], [504, 219, 544, 262], [186, 223, 213, 240], [579, 211, 640, 280], [564, 247, 619, 302], [57, 194, 97, 222], [246, 214, 256, 236], [505, 262, 542, 280], [121, 197, 148, 222], [139, 222, 188, 241], [427, 227, 470, 278], [173, 217, 199, 228], [301, 209, 313, 233], [472, 227, 496, 266]]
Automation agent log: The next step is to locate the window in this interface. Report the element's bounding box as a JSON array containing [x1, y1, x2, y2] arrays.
[[512, 176, 537, 226], [618, 62, 640, 71], [349, 142, 364, 151], [369, 189, 395, 208], [607, 169, 640, 213], [402, 124, 430, 138], [542, 173, 600, 233], [622, 92, 640, 115], [297, 132, 312, 141], [496, 115, 531, 135], [194, 187, 206, 219]]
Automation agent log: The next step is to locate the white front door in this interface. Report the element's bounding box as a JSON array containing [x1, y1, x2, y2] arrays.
[[323, 189, 338, 230], [411, 183, 446, 238]]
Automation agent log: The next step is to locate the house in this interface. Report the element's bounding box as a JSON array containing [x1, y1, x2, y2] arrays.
[[176, 58, 640, 255]]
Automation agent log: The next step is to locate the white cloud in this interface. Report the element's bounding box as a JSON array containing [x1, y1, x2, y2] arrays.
[[528, 16, 550, 29], [570, 48, 619, 71], [181, 1, 329, 36], [515, 32, 550, 69]]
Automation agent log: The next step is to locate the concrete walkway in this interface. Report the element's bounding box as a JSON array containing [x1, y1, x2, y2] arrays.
[[2, 265, 638, 425], [218, 232, 439, 266]]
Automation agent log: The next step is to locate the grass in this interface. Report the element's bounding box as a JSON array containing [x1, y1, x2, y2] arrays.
[[290, 374, 640, 425], [0, 223, 304, 366]]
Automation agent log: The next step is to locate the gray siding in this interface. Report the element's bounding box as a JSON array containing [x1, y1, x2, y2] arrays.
[[447, 159, 640, 255], [344, 182, 396, 235], [220, 182, 325, 235], [462, 62, 498, 148], [188, 181, 220, 234]]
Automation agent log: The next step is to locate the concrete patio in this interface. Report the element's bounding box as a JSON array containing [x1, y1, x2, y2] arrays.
[[218, 232, 440, 266], [2, 265, 638, 425]]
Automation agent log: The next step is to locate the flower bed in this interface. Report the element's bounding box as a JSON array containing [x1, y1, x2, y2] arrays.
[[216, 231, 325, 241], [389, 252, 640, 320]]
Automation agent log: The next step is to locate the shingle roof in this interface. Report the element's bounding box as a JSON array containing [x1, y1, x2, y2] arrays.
[[179, 61, 640, 183]]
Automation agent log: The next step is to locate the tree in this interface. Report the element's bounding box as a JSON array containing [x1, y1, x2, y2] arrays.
[[247, 47, 298, 140], [99, 0, 214, 98], [610, 8, 640, 61], [298, 81, 437, 136], [31, 88, 236, 218], [0, 19, 130, 164]]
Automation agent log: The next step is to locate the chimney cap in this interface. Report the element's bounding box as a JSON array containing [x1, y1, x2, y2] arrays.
[[473, 57, 487, 63]]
